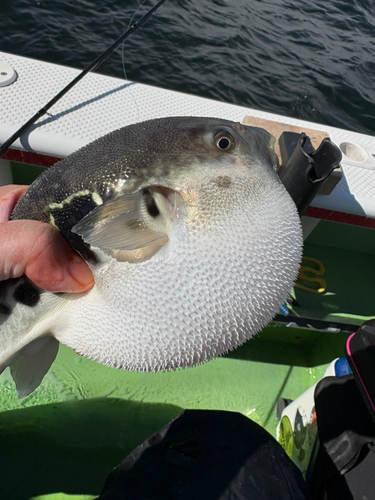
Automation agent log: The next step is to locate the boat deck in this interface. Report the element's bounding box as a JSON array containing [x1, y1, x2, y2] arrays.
[[1, 51, 375, 221]]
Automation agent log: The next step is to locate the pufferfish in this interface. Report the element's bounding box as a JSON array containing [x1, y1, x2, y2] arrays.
[[0, 117, 302, 398]]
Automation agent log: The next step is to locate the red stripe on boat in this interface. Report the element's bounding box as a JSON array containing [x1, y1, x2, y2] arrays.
[[2, 148, 62, 167], [305, 206, 375, 229]]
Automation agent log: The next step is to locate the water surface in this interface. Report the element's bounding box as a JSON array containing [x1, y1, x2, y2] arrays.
[[1, 0, 375, 135]]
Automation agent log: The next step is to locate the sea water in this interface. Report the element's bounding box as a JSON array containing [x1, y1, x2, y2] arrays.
[[1, 0, 375, 135]]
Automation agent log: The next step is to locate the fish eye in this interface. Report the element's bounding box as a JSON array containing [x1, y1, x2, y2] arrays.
[[216, 134, 234, 151]]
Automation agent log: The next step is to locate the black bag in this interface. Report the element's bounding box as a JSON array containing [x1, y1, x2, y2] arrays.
[[309, 375, 375, 500], [97, 409, 307, 500], [346, 319, 375, 422]]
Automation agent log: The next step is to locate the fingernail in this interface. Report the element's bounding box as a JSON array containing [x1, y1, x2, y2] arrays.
[[67, 253, 94, 290]]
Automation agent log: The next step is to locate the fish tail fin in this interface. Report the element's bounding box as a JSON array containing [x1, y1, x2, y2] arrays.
[[9, 336, 59, 398], [0, 276, 68, 398]]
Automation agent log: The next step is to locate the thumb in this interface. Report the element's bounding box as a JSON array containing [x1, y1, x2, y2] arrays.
[[0, 219, 94, 293]]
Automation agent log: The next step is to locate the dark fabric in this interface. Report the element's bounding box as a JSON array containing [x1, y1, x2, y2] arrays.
[[326, 443, 375, 499], [346, 319, 375, 421], [310, 375, 375, 500], [315, 375, 375, 474], [97, 409, 307, 500]]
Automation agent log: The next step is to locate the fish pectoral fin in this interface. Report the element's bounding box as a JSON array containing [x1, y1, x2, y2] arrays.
[[71, 188, 176, 251], [72, 216, 168, 252], [10, 336, 59, 399]]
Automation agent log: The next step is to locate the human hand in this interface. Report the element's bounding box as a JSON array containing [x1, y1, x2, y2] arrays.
[[0, 184, 94, 293]]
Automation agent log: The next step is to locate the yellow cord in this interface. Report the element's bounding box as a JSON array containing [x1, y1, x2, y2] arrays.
[[295, 256, 327, 294]]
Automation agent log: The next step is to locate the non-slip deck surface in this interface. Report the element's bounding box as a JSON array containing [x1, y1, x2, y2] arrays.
[[1, 51, 375, 219]]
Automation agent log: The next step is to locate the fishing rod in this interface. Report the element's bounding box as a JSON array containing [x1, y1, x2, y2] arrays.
[[0, 0, 167, 158]]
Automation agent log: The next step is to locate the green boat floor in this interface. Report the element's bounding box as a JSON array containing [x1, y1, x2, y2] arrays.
[[293, 220, 375, 325], [11, 162, 47, 186], [31, 496, 95, 500], [0, 324, 347, 500]]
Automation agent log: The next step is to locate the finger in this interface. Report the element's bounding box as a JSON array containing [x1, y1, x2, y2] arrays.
[[0, 185, 29, 222], [0, 220, 94, 293]]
